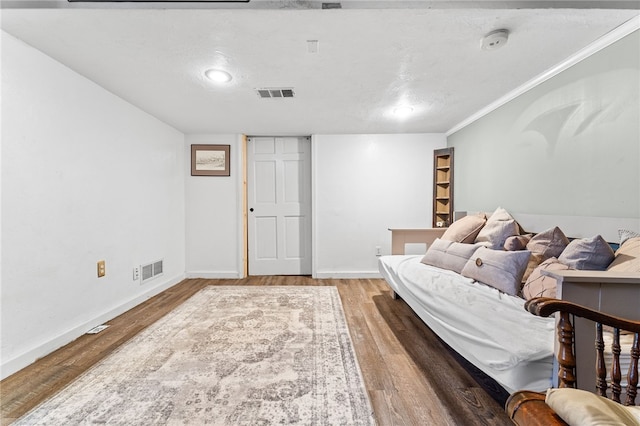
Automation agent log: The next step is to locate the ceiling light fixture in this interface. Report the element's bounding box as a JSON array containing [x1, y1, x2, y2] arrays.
[[481, 29, 509, 51], [205, 69, 232, 83], [393, 106, 414, 118]]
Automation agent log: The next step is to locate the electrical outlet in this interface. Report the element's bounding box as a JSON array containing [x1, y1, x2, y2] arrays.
[[375, 246, 382, 257], [97, 260, 106, 278], [133, 267, 140, 281]]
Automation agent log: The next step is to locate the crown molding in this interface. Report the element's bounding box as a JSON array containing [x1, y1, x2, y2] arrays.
[[446, 15, 640, 136]]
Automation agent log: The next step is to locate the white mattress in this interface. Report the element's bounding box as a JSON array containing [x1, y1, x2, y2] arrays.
[[378, 254, 555, 394]]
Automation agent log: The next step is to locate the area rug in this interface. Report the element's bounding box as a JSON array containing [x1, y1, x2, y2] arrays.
[[15, 286, 375, 425]]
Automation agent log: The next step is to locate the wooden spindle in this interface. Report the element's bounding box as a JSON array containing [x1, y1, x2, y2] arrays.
[[611, 328, 622, 403], [557, 312, 576, 388], [595, 323, 608, 397], [626, 333, 639, 406]]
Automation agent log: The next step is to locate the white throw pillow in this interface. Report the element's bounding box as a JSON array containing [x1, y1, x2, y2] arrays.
[[546, 388, 640, 426]]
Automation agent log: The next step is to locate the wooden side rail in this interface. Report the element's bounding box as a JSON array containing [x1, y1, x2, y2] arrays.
[[525, 297, 640, 406], [388, 228, 446, 255], [505, 391, 568, 426], [525, 297, 640, 332]]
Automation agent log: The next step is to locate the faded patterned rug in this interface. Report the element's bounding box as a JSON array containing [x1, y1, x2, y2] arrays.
[[15, 286, 375, 425]]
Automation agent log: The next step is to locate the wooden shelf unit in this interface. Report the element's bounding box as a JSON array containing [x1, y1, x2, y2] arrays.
[[433, 147, 454, 228]]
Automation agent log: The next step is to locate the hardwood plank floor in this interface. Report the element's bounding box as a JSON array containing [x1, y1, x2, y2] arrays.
[[0, 277, 513, 425]]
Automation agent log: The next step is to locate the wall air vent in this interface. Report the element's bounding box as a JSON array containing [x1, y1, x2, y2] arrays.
[[141, 259, 163, 284], [322, 3, 342, 9], [256, 88, 295, 99]]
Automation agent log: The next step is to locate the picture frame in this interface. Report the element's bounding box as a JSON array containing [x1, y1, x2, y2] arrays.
[[191, 144, 230, 176]]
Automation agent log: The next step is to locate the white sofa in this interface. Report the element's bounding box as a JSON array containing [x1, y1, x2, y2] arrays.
[[379, 252, 555, 394], [379, 213, 640, 395]]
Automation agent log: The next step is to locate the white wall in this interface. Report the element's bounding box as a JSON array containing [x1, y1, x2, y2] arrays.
[[1, 31, 186, 379], [185, 134, 244, 278], [448, 30, 639, 224], [183, 133, 445, 279], [313, 134, 446, 277]]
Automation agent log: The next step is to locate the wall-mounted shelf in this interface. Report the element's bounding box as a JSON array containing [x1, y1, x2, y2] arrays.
[[433, 147, 454, 228]]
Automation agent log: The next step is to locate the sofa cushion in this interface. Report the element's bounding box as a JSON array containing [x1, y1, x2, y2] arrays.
[[607, 236, 640, 272], [546, 388, 640, 426], [521, 257, 571, 300], [421, 238, 481, 274], [441, 214, 487, 243], [526, 226, 570, 261], [461, 247, 531, 296], [474, 207, 519, 250], [558, 235, 615, 270]]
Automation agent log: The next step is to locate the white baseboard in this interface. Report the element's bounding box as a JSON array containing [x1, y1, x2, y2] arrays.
[[0, 273, 186, 380], [313, 271, 382, 279], [185, 271, 243, 279]]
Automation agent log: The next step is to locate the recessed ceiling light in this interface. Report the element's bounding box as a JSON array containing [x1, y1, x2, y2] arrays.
[[205, 68, 232, 83], [393, 106, 414, 118]]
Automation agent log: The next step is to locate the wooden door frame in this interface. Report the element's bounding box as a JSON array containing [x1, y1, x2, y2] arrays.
[[242, 135, 248, 278]]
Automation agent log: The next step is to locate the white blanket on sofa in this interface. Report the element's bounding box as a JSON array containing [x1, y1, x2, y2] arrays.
[[379, 254, 556, 394]]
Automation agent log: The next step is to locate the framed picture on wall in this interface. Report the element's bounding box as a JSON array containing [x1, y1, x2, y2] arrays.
[[191, 144, 230, 176]]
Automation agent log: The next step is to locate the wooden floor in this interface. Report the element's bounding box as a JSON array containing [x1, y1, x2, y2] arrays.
[[0, 277, 513, 425]]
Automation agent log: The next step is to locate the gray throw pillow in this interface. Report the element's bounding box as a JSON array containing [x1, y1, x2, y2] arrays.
[[460, 247, 531, 296], [474, 207, 519, 250], [558, 235, 615, 270], [421, 238, 481, 274], [526, 226, 570, 260]]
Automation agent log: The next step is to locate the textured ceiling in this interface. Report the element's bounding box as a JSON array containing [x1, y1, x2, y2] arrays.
[[1, 3, 638, 135]]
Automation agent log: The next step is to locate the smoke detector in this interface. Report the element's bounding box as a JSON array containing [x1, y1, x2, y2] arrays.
[[481, 29, 509, 51]]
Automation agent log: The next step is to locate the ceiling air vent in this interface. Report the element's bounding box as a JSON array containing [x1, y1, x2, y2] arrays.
[[256, 88, 295, 99]]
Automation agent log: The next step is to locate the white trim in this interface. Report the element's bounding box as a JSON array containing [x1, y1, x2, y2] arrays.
[[185, 271, 243, 279], [311, 135, 319, 279], [446, 16, 640, 136], [0, 273, 186, 380], [236, 134, 246, 279], [314, 271, 382, 279]]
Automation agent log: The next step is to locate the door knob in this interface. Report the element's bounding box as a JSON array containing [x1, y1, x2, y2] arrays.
[[249, 208, 254, 212]]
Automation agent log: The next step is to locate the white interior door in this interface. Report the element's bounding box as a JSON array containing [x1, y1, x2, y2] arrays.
[[247, 136, 312, 275]]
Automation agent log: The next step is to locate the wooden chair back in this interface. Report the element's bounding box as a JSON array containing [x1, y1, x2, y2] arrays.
[[507, 298, 639, 426], [525, 297, 640, 405]]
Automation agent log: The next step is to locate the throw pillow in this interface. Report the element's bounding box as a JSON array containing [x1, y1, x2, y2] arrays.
[[460, 247, 531, 296], [526, 226, 570, 261], [504, 234, 532, 251], [521, 253, 544, 283], [521, 257, 571, 300], [619, 229, 640, 246], [546, 388, 640, 426], [558, 235, 615, 270], [421, 238, 481, 274], [474, 207, 519, 250], [607, 236, 640, 272], [441, 214, 487, 244]]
